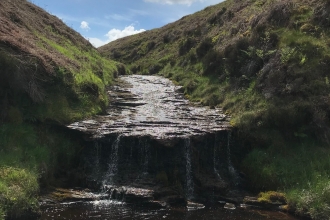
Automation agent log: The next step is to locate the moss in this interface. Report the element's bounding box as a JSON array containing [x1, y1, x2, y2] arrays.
[[258, 191, 286, 204]]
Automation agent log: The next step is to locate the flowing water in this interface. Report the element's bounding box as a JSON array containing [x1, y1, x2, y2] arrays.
[[104, 135, 121, 185], [57, 75, 300, 220], [227, 131, 240, 184], [40, 197, 298, 220], [68, 75, 230, 140], [184, 138, 194, 200], [213, 134, 222, 180], [139, 137, 150, 175]]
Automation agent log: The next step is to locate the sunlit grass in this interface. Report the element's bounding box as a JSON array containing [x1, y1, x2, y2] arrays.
[[0, 167, 39, 219], [0, 123, 80, 218], [242, 144, 330, 218]]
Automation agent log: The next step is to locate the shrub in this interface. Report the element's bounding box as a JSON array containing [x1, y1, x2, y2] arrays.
[[196, 37, 213, 58], [179, 37, 196, 56], [202, 49, 224, 75], [223, 38, 250, 77], [266, 1, 294, 26]]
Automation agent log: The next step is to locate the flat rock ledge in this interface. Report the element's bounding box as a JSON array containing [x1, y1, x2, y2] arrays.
[[68, 75, 230, 143], [243, 196, 287, 210]]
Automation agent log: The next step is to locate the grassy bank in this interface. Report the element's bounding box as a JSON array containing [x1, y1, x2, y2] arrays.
[[243, 143, 330, 219], [0, 124, 83, 220], [0, 0, 126, 218]]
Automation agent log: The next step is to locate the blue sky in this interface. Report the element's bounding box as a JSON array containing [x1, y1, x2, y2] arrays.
[[29, 0, 224, 47]]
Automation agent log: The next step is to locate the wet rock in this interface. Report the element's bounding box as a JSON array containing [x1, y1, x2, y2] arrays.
[[187, 201, 205, 210], [243, 196, 286, 210], [105, 185, 160, 204], [124, 187, 154, 203], [68, 75, 230, 141], [40, 188, 102, 203], [67, 75, 234, 206], [224, 203, 236, 210], [195, 173, 228, 195], [164, 196, 187, 207], [103, 185, 188, 208]]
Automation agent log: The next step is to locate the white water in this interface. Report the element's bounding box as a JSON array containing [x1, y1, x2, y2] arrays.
[[184, 138, 194, 199], [213, 134, 222, 180], [227, 132, 240, 185], [139, 138, 150, 175], [94, 142, 101, 180], [105, 135, 122, 185]]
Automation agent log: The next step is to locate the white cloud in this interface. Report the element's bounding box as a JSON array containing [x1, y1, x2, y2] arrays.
[[86, 25, 146, 48], [144, 0, 205, 6], [80, 21, 90, 30], [105, 25, 146, 42], [87, 38, 109, 48]]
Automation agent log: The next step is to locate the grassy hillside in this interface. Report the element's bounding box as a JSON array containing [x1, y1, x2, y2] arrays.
[[100, 0, 330, 218], [0, 0, 126, 219]]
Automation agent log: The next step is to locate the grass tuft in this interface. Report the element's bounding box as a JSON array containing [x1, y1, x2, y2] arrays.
[[0, 167, 39, 219]]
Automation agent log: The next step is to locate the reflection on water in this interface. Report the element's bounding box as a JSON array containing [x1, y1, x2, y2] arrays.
[[40, 199, 298, 220]]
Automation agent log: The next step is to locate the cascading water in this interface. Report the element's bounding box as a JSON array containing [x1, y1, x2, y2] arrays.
[[139, 138, 150, 175], [184, 138, 194, 200], [227, 132, 240, 185], [90, 141, 101, 182], [104, 135, 122, 185], [213, 133, 222, 180]]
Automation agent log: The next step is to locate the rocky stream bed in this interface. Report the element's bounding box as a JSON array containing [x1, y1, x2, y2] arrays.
[[40, 75, 300, 219]]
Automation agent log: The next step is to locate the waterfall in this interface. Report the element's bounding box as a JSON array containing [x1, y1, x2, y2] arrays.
[[142, 138, 150, 175], [91, 141, 101, 182], [105, 135, 122, 185], [130, 142, 133, 160], [227, 132, 239, 185], [138, 138, 150, 175], [185, 138, 194, 200], [95, 141, 101, 178], [213, 134, 222, 180]]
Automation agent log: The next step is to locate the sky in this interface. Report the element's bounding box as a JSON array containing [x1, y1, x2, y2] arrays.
[[29, 0, 224, 47]]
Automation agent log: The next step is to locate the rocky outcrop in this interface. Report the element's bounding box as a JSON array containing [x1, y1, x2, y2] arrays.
[[68, 75, 230, 142], [68, 75, 234, 204]]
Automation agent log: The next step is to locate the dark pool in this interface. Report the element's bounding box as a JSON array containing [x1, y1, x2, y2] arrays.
[[40, 198, 299, 220]]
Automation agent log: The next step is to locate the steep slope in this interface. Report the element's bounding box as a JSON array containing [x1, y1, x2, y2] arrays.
[[0, 0, 126, 219], [100, 0, 330, 218], [0, 0, 127, 123]]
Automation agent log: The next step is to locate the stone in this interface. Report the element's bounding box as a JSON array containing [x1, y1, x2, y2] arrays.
[[68, 75, 230, 141], [224, 203, 236, 210], [187, 201, 205, 210], [243, 196, 286, 210]]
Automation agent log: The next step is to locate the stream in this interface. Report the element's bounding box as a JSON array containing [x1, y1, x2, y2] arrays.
[[40, 75, 300, 220], [40, 196, 297, 220]]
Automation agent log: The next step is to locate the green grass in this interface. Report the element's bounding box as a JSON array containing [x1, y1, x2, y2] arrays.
[[287, 177, 330, 219], [37, 33, 119, 108], [0, 123, 81, 219], [0, 1, 131, 218], [242, 143, 330, 218], [0, 167, 39, 219]]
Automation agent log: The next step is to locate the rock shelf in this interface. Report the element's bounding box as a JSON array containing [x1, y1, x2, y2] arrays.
[[68, 75, 230, 140]]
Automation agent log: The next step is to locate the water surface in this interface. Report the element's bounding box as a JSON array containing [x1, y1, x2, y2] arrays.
[[40, 198, 298, 220]]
